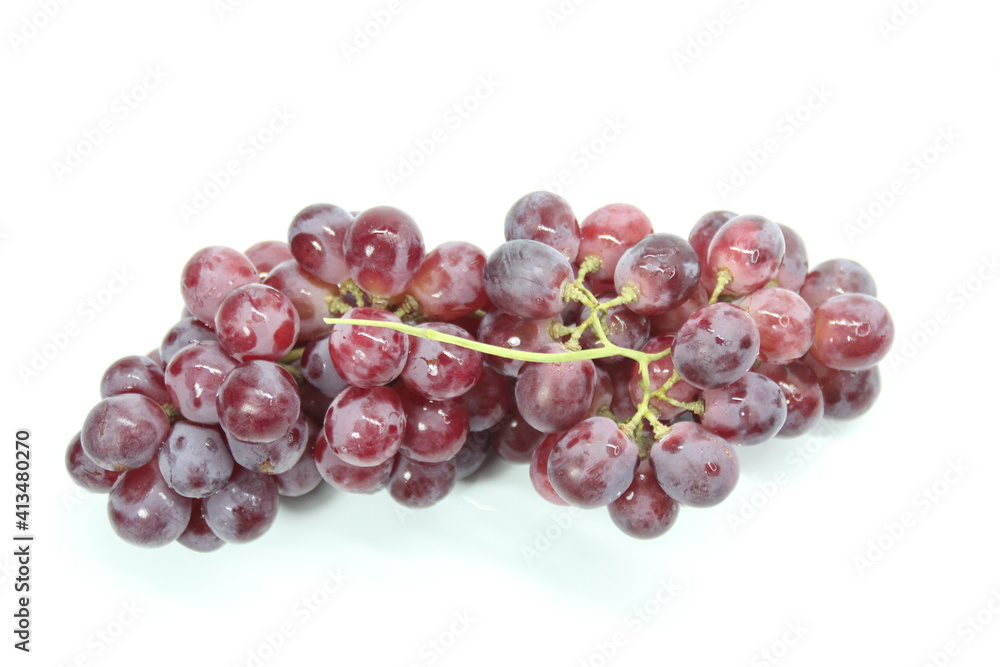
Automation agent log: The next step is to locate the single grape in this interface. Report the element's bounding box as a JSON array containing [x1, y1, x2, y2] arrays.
[[803, 355, 881, 420], [160, 316, 217, 366], [344, 205, 425, 298], [476, 309, 556, 377], [66, 432, 121, 492], [689, 210, 737, 275], [100, 355, 171, 404], [740, 286, 816, 364], [397, 386, 469, 463], [577, 203, 654, 291], [177, 499, 225, 553], [264, 259, 340, 341], [453, 431, 492, 480], [775, 223, 808, 292], [164, 340, 238, 425], [648, 422, 739, 507], [387, 455, 457, 509], [810, 294, 894, 372], [504, 191, 580, 261], [491, 404, 547, 463], [615, 233, 700, 315], [608, 460, 680, 539], [515, 343, 596, 433], [158, 421, 234, 497], [706, 214, 785, 296], [329, 307, 409, 387], [578, 295, 651, 364], [180, 246, 259, 325], [301, 335, 350, 397], [757, 361, 824, 437], [701, 372, 788, 445], [107, 462, 192, 548], [608, 362, 638, 421], [671, 303, 760, 390], [274, 437, 323, 497], [244, 240, 294, 279], [215, 283, 300, 362], [82, 394, 171, 471], [461, 366, 512, 431], [216, 360, 301, 444], [227, 413, 311, 475], [314, 431, 392, 493], [799, 258, 877, 309], [483, 240, 574, 319], [288, 203, 353, 285], [587, 365, 614, 417], [324, 386, 405, 467], [203, 467, 279, 544], [401, 322, 483, 400], [628, 334, 700, 421], [547, 417, 639, 508], [407, 241, 489, 320], [530, 433, 569, 506]]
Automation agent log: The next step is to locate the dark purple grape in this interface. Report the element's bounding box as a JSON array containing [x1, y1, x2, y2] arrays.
[[707, 214, 785, 296], [648, 422, 739, 507], [158, 421, 234, 497], [530, 433, 569, 506], [397, 386, 469, 463], [799, 258, 877, 309], [388, 455, 457, 509], [407, 241, 489, 320], [628, 334, 700, 421], [82, 394, 171, 471], [203, 467, 279, 544], [461, 366, 512, 431], [288, 203, 353, 285], [226, 413, 311, 475], [775, 223, 808, 291], [578, 295, 651, 363], [301, 335, 350, 397], [608, 460, 680, 539], [314, 431, 392, 493], [329, 307, 409, 387], [577, 203, 654, 292], [491, 404, 547, 463], [66, 432, 121, 492], [324, 386, 404, 467], [160, 316, 217, 366], [476, 309, 556, 377], [547, 417, 639, 508], [586, 365, 614, 417], [264, 259, 340, 341], [504, 191, 580, 261], [216, 361, 301, 444], [244, 240, 294, 279], [811, 294, 894, 371], [344, 206, 425, 298], [214, 283, 300, 362], [740, 287, 815, 364], [701, 372, 788, 445], [401, 322, 483, 400], [108, 462, 192, 547], [671, 303, 760, 390], [757, 361, 824, 437], [180, 246, 259, 325], [164, 340, 238, 425], [453, 431, 492, 480], [614, 233, 700, 315], [483, 240, 573, 319], [177, 499, 225, 553], [515, 343, 596, 433], [803, 355, 881, 420], [100, 355, 170, 404]]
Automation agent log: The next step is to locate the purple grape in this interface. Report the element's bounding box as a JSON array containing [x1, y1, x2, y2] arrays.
[[244, 240, 294, 278], [491, 404, 547, 464], [160, 316, 217, 366], [214, 283, 300, 362], [108, 462, 192, 547], [264, 259, 340, 341], [329, 307, 409, 387], [164, 340, 238, 425], [82, 394, 171, 471], [671, 303, 760, 390], [577, 203, 654, 292], [578, 295, 651, 364], [100, 355, 171, 404], [811, 294, 894, 372], [803, 355, 881, 420], [344, 205, 425, 298], [157, 421, 234, 497], [180, 246, 259, 325], [608, 459, 680, 539], [453, 431, 492, 480], [775, 223, 808, 292], [216, 360, 301, 444], [203, 467, 279, 543], [504, 191, 580, 261], [740, 287, 816, 364], [177, 499, 225, 553], [515, 343, 596, 433], [301, 335, 350, 397], [757, 361, 824, 437], [397, 386, 469, 463], [66, 432, 121, 492], [530, 433, 569, 506], [648, 286, 709, 336], [648, 422, 739, 507], [483, 240, 574, 319], [324, 386, 404, 467], [689, 210, 737, 276], [586, 365, 614, 417], [628, 334, 700, 421], [701, 372, 788, 445], [407, 241, 489, 320], [288, 203, 353, 285], [547, 417, 639, 508], [707, 214, 785, 296], [461, 366, 512, 431], [401, 322, 483, 400], [799, 258, 877, 309], [387, 455, 456, 509], [476, 309, 556, 377], [274, 435, 323, 497], [314, 431, 392, 493], [226, 413, 311, 474], [614, 233, 700, 315]]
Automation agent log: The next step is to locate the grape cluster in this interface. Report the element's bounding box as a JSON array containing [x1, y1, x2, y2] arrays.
[[66, 193, 894, 549]]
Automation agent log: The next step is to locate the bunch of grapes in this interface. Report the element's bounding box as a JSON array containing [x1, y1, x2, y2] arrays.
[[66, 193, 894, 550]]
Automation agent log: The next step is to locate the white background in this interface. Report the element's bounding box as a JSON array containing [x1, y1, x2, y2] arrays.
[[3, 1, 999, 665]]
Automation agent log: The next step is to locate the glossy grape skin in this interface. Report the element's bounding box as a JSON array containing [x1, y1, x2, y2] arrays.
[[214, 283, 300, 362], [547, 417, 639, 509], [227, 413, 311, 475], [157, 422, 234, 498], [491, 404, 547, 463], [757, 361, 825, 437], [274, 435, 323, 497], [81, 394, 171, 472], [530, 433, 569, 506], [608, 362, 638, 421], [397, 386, 469, 463], [244, 240, 294, 278], [648, 422, 739, 508], [799, 258, 877, 309], [587, 365, 614, 417], [701, 372, 788, 446], [707, 214, 785, 296], [689, 210, 737, 275], [578, 295, 651, 364], [577, 203, 654, 291], [264, 259, 340, 341], [100, 355, 171, 404], [775, 224, 808, 291], [314, 432, 392, 493], [401, 322, 483, 400], [483, 240, 574, 319], [608, 460, 680, 539], [107, 462, 192, 548], [203, 467, 279, 544], [811, 294, 894, 372], [216, 361, 301, 444], [803, 355, 882, 420], [453, 431, 492, 480], [649, 286, 709, 336], [628, 334, 700, 421], [160, 316, 217, 366], [407, 241, 489, 320], [177, 500, 225, 553], [740, 287, 816, 364], [515, 343, 596, 433], [180, 246, 259, 325], [671, 303, 761, 390], [164, 340, 238, 425], [461, 366, 513, 431], [388, 455, 457, 509], [301, 335, 350, 398], [476, 310, 556, 377], [504, 191, 580, 261], [66, 432, 121, 492], [329, 307, 409, 388], [288, 203, 353, 285], [615, 233, 700, 316], [324, 386, 405, 467], [344, 205, 425, 298]]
